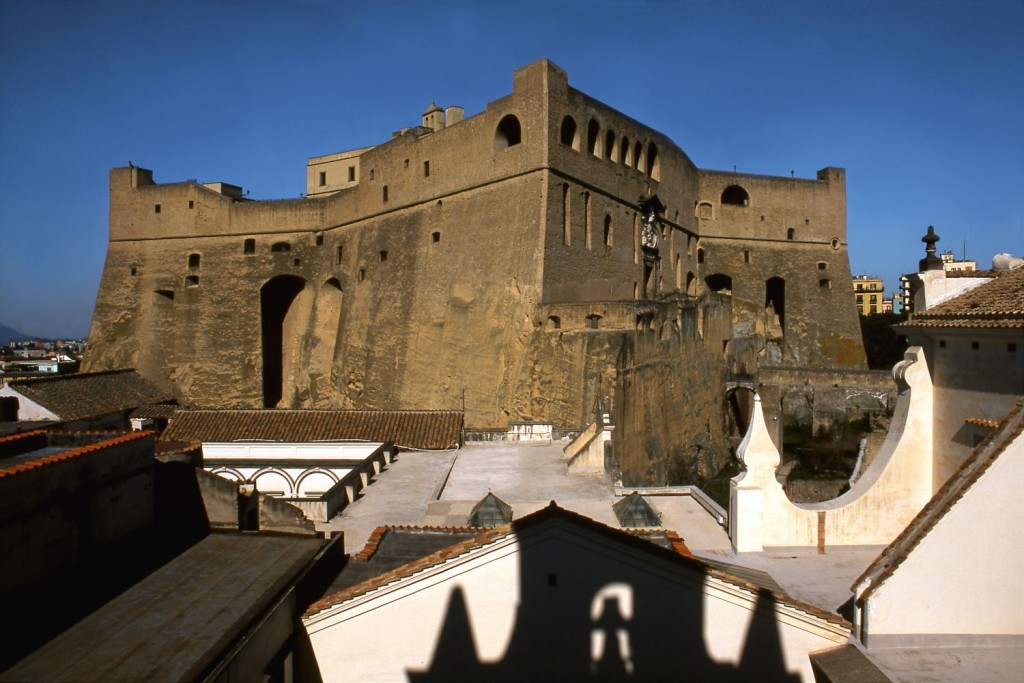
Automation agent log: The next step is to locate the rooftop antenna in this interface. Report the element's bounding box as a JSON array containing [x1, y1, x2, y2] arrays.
[[963, 240, 967, 261]]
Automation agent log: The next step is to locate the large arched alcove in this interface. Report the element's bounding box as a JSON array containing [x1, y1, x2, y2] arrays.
[[765, 276, 786, 334], [705, 273, 733, 293], [261, 274, 308, 408]]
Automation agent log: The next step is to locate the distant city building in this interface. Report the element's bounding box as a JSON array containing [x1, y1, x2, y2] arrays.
[[940, 249, 976, 272], [892, 292, 905, 315], [852, 274, 884, 315]]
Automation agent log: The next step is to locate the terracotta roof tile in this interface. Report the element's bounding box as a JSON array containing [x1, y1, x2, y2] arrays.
[[160, 409, 463, 450], [900, 267, 1024, 329], [0, 430, 155, 480], [854, 397, 1024, 598], [6, 369, 175, 421]]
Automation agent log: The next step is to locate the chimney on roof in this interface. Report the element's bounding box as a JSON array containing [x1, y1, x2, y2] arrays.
[[919, 225, 943, 272]]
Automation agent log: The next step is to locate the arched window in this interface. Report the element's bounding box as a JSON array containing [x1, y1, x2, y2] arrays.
[[587, 118, 600, 156], [646, 142, 659, 180], [721, 185, 750, 206], [765, 277, 785, 331], [495, 114, 522, 149], [603, 214, 612, 246], [271, 242, 291, 253], [560, 116, 579, 150], [697, 247, 705, 264], [705, 273, 732, 293], [188, 253, 200, 268], [787, 228, 795, 240], [605, 130, 617, 161], [634, 141, 644, 174], [621, 137, 631, 167]]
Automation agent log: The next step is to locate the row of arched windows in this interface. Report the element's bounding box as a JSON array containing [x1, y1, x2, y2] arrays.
[[559, 115, 661, 180]]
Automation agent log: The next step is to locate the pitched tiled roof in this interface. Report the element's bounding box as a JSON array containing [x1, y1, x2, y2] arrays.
[[306, 502, 849, 629], [160, 409, 463, 450], [0, 430, 155, 480], [900, 267, 1024, 329], [854, 397, 1024, 599], [7, 369, 176, 421]]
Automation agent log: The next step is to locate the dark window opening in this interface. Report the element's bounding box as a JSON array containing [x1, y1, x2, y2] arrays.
[[188, 200, 194, 209], [587, 118, 600, 156], [621, 137, 631, 166], [705, 273, 732, 293], [721, 185, 749, 206], [382, 185, 388, 202], [605, 130, 616, 161], [548, 316, 561, 330], [130, 267, 137, 276], [271, 242, 290, 253], [697, 248, 705, 264], [369, 169, 374, 180], [154, 204, 161, 213], [318, 171, 326, 187], [315, 233, 324, 246], [495, 114, 522, 149], [819, 278, 831, 289], [155, 289, 174, 302], [744, 250, 750, 264], [635, 141, 643, 173], [1009, 343, 1017, 352], [379, 250, 388, 262], [348, 166, 355, 182], [293, 258, 301, 266], [260, 275, 305, 408], [244, 238, 255, 254], [358, 268, 365, 282], [423, 160, 430, 177], [646, 142, 659, 179], [818, 261, 827, 270], [603, 214, 612, 246], [765, 276, 786, 331], [431, 231, 441, 243], [188, 253, 200, 268], [586, 314, 602, 330], [939, 340, 947, 348], [336, 245, 343, 264], [787, 228, 795, 240], [185, 275, 199, 287], [562, 183, 571, 246], [971, 341, 979, 350], [560, 116, 578, 149]]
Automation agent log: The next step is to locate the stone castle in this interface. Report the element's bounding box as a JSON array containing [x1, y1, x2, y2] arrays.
[[83, 59, 866, 482]]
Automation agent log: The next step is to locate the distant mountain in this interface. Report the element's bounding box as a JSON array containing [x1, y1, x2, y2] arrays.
[[0, 323, 32, 345]]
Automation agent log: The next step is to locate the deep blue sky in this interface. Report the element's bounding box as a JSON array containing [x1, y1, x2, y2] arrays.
[[2, 0, 1022, 339]]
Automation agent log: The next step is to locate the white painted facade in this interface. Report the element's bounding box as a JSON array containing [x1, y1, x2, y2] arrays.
[[203, 441, 383, 497], [304, 513, 849, 682], [0, 385, 59, 421]]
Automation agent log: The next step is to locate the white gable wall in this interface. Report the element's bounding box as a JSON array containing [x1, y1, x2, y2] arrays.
[[304, 519, 848, 682], [863, 431, 1024, 644], [0, 386, 59, 421]]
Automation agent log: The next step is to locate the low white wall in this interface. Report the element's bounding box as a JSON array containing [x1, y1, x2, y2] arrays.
[[730, 347, 935, 551]]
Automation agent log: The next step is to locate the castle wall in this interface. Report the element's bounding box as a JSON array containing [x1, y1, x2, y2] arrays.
[[85, 58, 867, 436]]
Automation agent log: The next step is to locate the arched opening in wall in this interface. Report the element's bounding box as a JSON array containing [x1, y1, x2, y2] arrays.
[[721, 185, 750, 206], [686, 271, 697, 296], [307, 278, 343, 401], [646, 142, 659, 179], [675, 254, 682, 290], [586, 314, 602, 330], [621, 137, 631, 167], [697, 247, 705, 264], [765, 276, 785, 334], [603, 214, 612, 246], [271, 242, 291, 253], [787, 228, 795, 240], [560, 115, 579, 150], [605, 130, 617, 161], [188, 253, 200, 268], [296, 469, 338, 497], [547, 316, 561, 330], [253, 468, 293, 498], [495, 114, 522, 149], [634, 141, 644, 174], [587, 118, 600, 156], [705, 273, 732, 293], [725, 387, 756, 440], [260, 275, 307, 408]]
